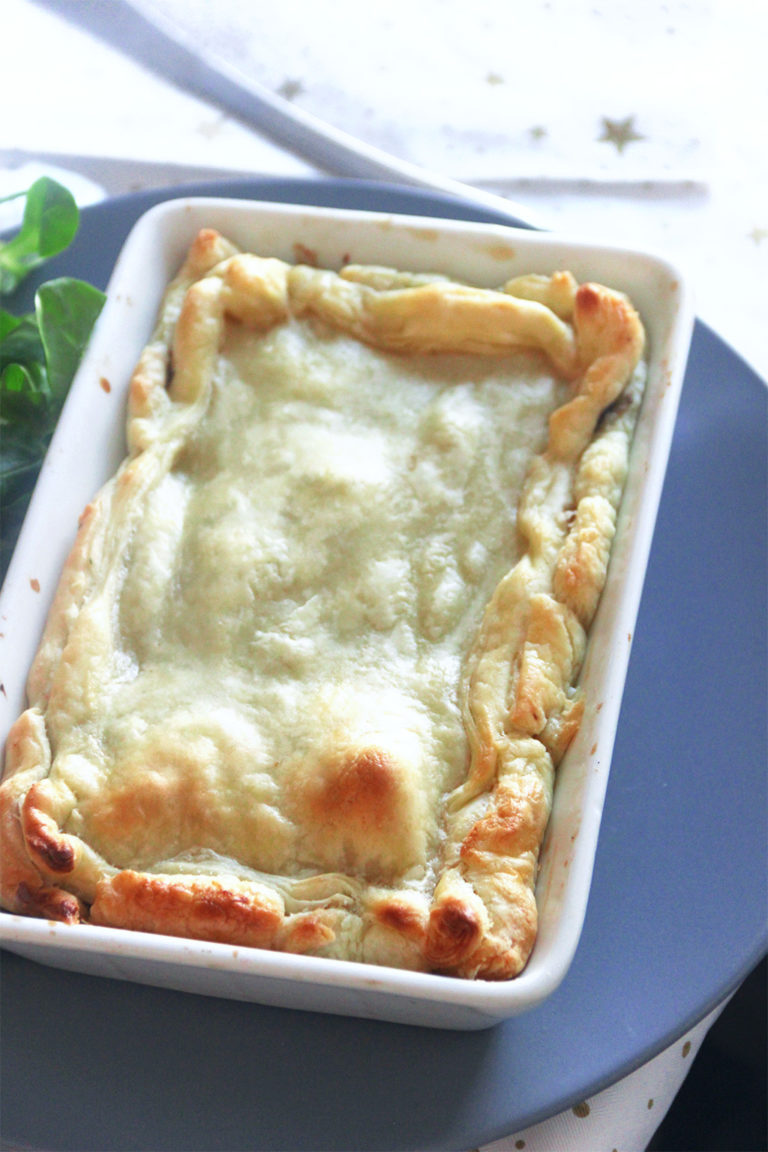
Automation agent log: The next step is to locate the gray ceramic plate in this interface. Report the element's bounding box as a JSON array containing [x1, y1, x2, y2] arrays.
[[0, 179, 765, 1151]]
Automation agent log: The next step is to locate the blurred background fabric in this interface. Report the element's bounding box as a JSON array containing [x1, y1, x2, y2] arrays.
[[3, 0, 767, 380]]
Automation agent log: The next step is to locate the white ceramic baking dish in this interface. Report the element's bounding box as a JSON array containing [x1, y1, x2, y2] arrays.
[[0, 198, 693, 1029]]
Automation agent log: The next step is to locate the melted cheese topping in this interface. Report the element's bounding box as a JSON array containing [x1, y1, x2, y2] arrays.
[[0, 233, 646, 978], [58, 321, 566, 885]]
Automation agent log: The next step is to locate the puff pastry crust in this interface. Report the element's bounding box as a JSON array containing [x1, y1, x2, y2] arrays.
[[0, 230, 646, 979]]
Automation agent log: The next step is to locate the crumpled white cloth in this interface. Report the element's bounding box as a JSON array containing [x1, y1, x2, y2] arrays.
[[134, 0, 713, 188], [7, 0, 766, 376]]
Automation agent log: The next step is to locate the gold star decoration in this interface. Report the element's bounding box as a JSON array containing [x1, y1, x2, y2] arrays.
[[748, 226, 767, 245], [598, 115, 645, 153], [276, 78, 305, 101]]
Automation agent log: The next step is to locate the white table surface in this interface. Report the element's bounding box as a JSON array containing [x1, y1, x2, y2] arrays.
[[1, 2, 766, 1149]]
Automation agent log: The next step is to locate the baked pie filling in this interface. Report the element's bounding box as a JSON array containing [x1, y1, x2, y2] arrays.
[[0, 229, 646, 979]]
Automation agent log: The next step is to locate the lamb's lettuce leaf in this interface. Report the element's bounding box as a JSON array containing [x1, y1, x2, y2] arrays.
[[0, 178, 106, 571]]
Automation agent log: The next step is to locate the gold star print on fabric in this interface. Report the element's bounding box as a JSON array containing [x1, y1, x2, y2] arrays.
[[276, 78, 305, 101], [598, 115, 645, 153]]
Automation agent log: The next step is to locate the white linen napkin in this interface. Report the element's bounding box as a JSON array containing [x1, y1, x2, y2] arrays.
[[132, 0, 713, 190]]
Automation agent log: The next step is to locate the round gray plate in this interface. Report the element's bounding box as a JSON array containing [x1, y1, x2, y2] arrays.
[[1, 179, 765, 1152]]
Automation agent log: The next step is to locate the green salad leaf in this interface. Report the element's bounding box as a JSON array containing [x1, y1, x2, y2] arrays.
[[0, 177, 106, 573], [0, 176, 79, 295]]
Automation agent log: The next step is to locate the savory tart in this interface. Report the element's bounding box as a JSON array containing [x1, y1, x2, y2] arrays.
[[0, 229, 645, 978]]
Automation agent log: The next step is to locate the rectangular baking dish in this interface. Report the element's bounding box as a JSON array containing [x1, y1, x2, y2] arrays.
[[0, 197, 693, 1029]]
